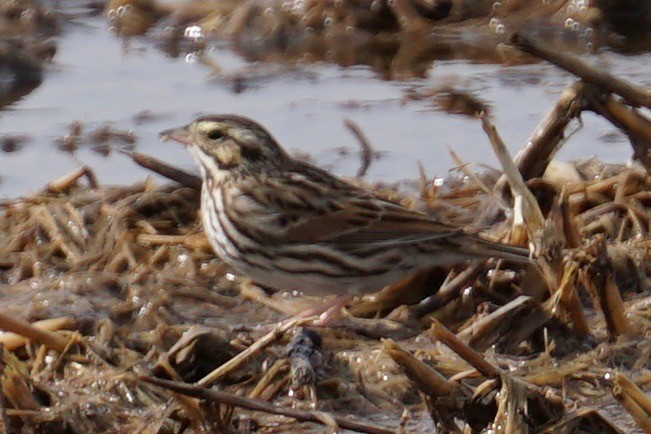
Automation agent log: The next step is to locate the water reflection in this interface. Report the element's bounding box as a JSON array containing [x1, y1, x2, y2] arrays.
[[0, 134, 29, 154], [0, 0, 649, 198], [54, 121, 136, 156], [0, 0, 59, 112], [0, 40, 56, 109], [107, 0, 651, 80]]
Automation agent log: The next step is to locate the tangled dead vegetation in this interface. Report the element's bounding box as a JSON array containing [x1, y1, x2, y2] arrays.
[[0, 150, 649, 432]]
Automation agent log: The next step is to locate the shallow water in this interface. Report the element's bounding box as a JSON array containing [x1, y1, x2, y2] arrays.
[[1, 4, 650, 198]]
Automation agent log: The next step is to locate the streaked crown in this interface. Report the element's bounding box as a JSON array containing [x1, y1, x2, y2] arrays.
[[161, 115, 289, 175]]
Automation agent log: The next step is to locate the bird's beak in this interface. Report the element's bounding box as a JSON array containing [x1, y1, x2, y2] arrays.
[[159, 125, 193, 146]]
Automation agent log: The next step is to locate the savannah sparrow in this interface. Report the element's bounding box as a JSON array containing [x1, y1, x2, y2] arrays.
[[160, 115, 530, 296]]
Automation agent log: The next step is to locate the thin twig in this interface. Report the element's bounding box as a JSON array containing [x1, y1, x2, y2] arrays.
[[0, 313, 70, 352], [0, 317, 76, 351], [383, 339, 454, 397], [47, 166, 98, 193], [556, 262, 589, 336], [137, 233, 211, 251], [497, 82, 585, 189], [428, 319, 501, 379], [411, 261, 485, 318], [141, 375, 395, 434], [588, 95, 651, 174], [344, 118, 375, 178], [416, 160, 430, 199], [249, 359, 289, 399], [449, 148, 508, 209], [581, 239, 635, 339], [612, 373, 651, 433], [456, 296, 550, 352], [197, 318, 306, 387], [481, 112, 545, 231], [126, 150, 201, 189], [510, 33, 651, 109]]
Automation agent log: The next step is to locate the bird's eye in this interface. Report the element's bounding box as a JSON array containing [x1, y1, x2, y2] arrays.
[[206, 130, 224, 140]]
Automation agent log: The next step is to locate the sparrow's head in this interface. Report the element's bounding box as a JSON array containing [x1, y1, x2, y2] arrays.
[[160, 114, 289, 178]]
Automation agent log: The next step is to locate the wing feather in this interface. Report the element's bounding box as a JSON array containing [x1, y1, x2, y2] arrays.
[[227, 163, 529, 262]]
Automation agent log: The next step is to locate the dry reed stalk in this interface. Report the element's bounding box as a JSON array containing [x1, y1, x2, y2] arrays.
[[197, 317, 308, 387], [239, 282, 305, 314], [524, 358, 591, 387], [46, 166, 98, 193], [592, 96, 651, 173], [141, 375, 395, 434], [493, 374, 528, 434], [555, 262, 589, 336], [580, 240, 635, 338], [457, 295, 550, 352], [510, 33, 651, 109], [0, 317, 75, 351], [536, 408, 625, 434], [501, 81, 585, 186], [612, 373, 651, 433], [427, 319, 500, 379], [153, 354, 184, 382], [31, 205, 82, 263], [259, 374, 290, 402], [248, 359, 289, 399], [411, 261, 485, 318], [339, 312, 417, 340], [480, 112, 544, 232], [449, 148, 508, 209], [343, 118, 375, 178], [383, 339, 455, 397], [128, 151, 201, 189], [600, 276, 635, 337], [0, 313, 70, 352], [558, 187, 582, 248], [0, 354, 40, 412], [137, 233, 211, 251]]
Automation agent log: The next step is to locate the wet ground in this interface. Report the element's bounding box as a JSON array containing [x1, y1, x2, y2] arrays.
[[1, 1, 650, 199]]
